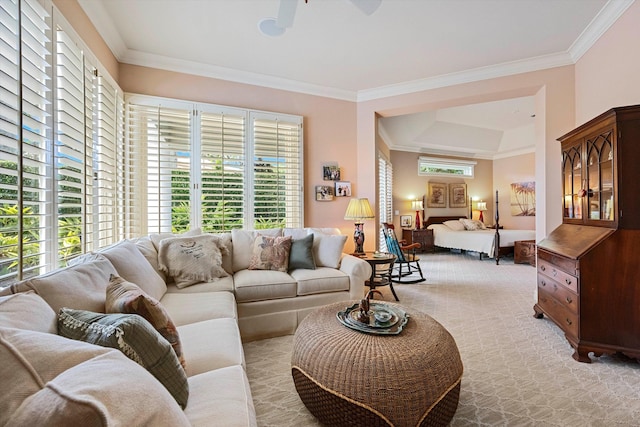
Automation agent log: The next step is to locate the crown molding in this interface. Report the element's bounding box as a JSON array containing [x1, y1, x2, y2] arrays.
[[78, 0, 128, 59], [119, 50, 357, 101], [568, 0, 635, 62]]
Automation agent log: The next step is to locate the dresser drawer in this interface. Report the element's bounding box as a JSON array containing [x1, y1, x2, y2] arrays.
[[537, 275, 578, 314], [537, 249, 578, 275], [538, 288, 579, 338], [537, 260, 578, 293]]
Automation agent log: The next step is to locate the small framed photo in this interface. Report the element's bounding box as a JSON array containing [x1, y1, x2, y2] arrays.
[[400, 215, 412, 228], [315, 185, 334, 201], [323, 164, 340, 181], [335, 181, 351, 197]]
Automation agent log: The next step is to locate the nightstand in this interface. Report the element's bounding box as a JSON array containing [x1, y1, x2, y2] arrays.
[[401, 228, 434, 253]]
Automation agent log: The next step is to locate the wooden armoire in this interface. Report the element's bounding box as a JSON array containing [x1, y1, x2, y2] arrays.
[[534, 105, 640, 363]]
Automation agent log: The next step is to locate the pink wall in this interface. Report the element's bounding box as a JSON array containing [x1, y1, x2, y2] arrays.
[[493, 153, 536, 230], [575, 1, 640, 125]]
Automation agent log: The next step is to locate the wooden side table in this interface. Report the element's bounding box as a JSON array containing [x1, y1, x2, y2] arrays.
[[361, 252, 397, 301], [401, 228, 434, 253], [514, 240, 536, 266]]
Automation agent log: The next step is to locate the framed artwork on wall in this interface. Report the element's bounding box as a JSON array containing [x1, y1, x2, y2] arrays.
[[322, 163, 340, 181], [315, 185, 334, 201], [400, 215, 412, 228], [449, 183, 467, 208], [427, 182, 447, 208], [335, 181, 351, 197], [510, 182, 536, 216]]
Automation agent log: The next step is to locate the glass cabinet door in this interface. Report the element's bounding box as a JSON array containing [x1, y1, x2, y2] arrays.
[[586, 131, 614, 222], [562, 146, 582, 220]]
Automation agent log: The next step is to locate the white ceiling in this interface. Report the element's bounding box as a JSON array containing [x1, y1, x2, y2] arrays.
[[78, 0, 632, 158]]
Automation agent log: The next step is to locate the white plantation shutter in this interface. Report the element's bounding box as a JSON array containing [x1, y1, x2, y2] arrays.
[[0, 0, 52, 285], [378, 152, 392, 251], [127, 97, 303, 234], [199, 109, 245, 231], [251, 113, 303, 229]]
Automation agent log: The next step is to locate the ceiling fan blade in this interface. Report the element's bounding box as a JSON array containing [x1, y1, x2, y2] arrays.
[[276, 0, 298, 29], [349, 0, 382, 16]]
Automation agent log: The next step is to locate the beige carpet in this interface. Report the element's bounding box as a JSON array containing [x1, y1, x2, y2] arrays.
[[244, 252, 640, 426]]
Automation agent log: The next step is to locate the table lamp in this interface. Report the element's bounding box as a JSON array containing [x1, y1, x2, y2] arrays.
[[476, 201, 487, 222], [411, 199, 423, 229], [344, 198, 375, 255]]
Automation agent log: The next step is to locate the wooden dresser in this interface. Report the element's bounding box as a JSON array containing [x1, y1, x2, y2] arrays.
[[534, 105, 640, 363], [401, 228, 434, 253]]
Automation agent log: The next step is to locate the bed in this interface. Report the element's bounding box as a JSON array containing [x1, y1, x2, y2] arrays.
[[424, 193, 535, 264]]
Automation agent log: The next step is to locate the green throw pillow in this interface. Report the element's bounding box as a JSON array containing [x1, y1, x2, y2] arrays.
[[58, 308, 189, 409], [288, 234, 316, 270]]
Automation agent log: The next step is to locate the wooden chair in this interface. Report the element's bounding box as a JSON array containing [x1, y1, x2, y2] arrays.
[[382, 223, 426, 284]]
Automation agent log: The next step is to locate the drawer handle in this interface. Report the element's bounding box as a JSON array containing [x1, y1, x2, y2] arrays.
[[566, 296, 572, 304], [565, 278, 572, 286], [540, 265, 546, 271], [566, 318, 573, 326], [541, 280, 546, 287], [552, 270, 558, 277]]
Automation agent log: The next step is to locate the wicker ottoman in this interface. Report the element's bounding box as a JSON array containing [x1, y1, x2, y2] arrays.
[[291, 301, 463, 427]]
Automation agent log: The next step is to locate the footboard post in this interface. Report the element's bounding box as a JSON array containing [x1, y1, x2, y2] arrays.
[[494, 190, 500, 265]]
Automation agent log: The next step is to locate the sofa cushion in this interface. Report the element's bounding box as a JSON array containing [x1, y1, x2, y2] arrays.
[[161, 290, 238, 326], [158, 234, 229, 289], [134, 236, 165, 280], [0, 327, 190, 427], [288, 234, 316, 271], [185, 365, 257, 427], [0, 291, 57, 333], [164, 275, 234, 294], [291, 267, 350, 296], [178, 318, 245, 377], [308, 232, 347, 268], [58, 308, 189, 408], [101, 240, 167, 301], [233, 269, 297, 303], [248, 235, 292, 272], [211, 232, 234, 275], [105, 275, 185, 368], [13, 253, 117, 314], [231, 228, 283, 272]]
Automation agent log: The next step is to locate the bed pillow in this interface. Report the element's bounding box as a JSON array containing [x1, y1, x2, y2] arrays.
[[443, 220, 466, 231], [158, 234, 229, 288], [288, 234, 316, 271], [248, 235, 292, 272], [105, 275, 185, 369], [58, 308, 189, 408], [460, 218, 487, 230]]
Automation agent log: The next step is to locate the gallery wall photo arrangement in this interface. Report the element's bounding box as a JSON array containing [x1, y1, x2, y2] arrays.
[[448, 183, 467, 208], [427, 182, 447, 208], [322, 163, 340, 181], [335, 181, 351, 197], [510, 182, 535, 216], [316, 185, 334, 201]]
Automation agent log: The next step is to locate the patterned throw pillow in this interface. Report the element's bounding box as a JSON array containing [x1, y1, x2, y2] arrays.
[[58, 308, 189, 408], [248, 235, 293, 272], [459, 218, 487, 231], [105, 275, 185, 369], [158, 234, 229, 289]]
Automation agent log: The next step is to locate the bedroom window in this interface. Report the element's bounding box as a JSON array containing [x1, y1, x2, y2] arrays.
[[418, 156, 476, 178]]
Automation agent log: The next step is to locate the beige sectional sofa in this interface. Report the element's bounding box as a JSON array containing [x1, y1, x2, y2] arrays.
[[0, 227, 371, 426]]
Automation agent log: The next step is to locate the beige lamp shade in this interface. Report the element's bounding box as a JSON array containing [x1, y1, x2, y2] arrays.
[[344, 198, 375, 221], [476, 201, 487, 211], [411, 200, 423, 211]]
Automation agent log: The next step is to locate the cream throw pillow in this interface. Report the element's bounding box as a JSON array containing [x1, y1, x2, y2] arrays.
[[459, 218, 487, 230], [308, 232, 347, 268], [158, 234, 229, 288], [0, 291, 57, 333], [443, 220, 466, 231]]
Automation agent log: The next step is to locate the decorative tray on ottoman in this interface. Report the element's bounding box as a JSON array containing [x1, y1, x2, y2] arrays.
[[336, 302, 410, 335]]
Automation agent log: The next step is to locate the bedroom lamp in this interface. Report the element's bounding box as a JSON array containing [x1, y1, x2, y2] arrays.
[[476, 201, 487, 222], [411, 199, 423, 230], [344, 198, 375, 255]]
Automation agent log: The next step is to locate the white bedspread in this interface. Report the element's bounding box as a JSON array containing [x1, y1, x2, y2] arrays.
[[427, 224, 536, 257]]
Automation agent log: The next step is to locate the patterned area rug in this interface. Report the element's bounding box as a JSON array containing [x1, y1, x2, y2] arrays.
[[243, 252, 640, 426]]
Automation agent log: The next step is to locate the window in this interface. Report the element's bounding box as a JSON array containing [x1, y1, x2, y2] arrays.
[[127, 96, 303, 235], [0, 0, 125, 286], [378, 152, 393, 251], [418, 156, 476, 178]]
